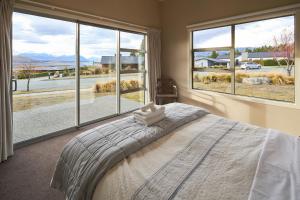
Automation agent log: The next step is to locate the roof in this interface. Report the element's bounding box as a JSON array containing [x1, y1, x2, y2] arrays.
[[216, 54, 229, 59], [101, 56, 144, 64], [196, 57, 228, 63], [247, 52, 286, 58]]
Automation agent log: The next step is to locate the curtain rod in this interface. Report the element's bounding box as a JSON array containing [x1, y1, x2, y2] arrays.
[[15, 0, 149, 32]]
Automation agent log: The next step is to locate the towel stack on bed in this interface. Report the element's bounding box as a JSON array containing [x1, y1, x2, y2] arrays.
[[133, 102, 165, 126]]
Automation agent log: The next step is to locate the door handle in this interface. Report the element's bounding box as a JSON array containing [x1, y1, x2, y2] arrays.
[[12, 79, 17, 92]]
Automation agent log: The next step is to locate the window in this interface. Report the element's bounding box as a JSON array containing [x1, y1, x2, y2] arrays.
[[79, 25, 117, 123], [12, 12, 76, 143], [12, 11, 147, 143], [192, 15, 295, 103], [120, 31, 146, 113]]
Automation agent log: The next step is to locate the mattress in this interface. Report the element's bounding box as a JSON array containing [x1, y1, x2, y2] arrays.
[[92, 114, 266, 200]]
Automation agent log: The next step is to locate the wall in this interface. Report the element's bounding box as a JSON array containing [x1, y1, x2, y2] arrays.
[[160, 0, 300, 135], [32, 0, 161, 28]]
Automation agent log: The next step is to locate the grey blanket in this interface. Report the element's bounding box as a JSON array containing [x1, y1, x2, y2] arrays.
[[50, 103, 208, 200], [132, 118, 238, 200]]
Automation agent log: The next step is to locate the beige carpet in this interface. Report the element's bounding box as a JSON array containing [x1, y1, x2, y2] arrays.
[[0, 115, 127, 200]]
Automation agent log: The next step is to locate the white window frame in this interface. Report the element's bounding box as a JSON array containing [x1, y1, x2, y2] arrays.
[[187, 4, 300, 109]]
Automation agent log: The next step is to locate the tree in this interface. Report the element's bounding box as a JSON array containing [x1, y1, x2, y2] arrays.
[[273, 30, 294, 76], [210, 51, 219, 58], [252, 45, 273, 52], [245, 48, 253, 53], [19, 64, 34, 91]]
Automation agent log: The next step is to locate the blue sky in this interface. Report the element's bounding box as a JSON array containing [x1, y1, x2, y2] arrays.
[[193, 15, 294, 49], [13, 12, 144, 58]]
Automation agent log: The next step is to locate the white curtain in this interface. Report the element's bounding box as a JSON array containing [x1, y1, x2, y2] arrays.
[[0, 0, 14, 163], [147, 29, 161, 103]]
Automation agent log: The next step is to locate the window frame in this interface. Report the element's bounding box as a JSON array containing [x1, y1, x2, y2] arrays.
[[11, 8, 148, 148], [188, 9, 300, 109]]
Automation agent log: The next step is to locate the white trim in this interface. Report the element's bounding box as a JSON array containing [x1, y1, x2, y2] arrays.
[[187, 3, 300, 31], [15, 0, 148, 33]]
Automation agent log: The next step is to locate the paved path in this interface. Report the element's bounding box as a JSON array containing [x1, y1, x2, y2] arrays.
[[14, 73, 143, 92], [13, 95, 143, 143]]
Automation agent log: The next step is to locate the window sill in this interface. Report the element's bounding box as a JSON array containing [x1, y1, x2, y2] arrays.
[[188, 88, 300, 110]]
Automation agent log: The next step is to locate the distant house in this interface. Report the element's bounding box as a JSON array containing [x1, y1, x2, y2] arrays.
[[216, 51, 287, 63], [240, 52, 286, 61], [195, 57, 229, 68], [100, 56, 145, 71]]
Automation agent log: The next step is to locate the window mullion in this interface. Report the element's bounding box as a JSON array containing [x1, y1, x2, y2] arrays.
[[75, 23, 80, 126], [230, 25, 235, 95], [116, 31, 121, 114]]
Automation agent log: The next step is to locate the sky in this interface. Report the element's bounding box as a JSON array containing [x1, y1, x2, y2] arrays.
[[13, 12, 144, 58], [193, 15, 294, 49]]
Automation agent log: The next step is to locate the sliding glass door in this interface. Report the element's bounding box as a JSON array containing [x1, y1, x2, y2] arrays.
[[12, 11, 147, 144], [120, 32, 146, 113], [12, 12, 76, 143], [79, 25, 117, 123]]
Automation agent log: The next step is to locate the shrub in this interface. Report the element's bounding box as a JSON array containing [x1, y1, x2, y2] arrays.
[[235, 73, 250, 83], [93, 80, 142, 93], [194, 72, 294, 85]]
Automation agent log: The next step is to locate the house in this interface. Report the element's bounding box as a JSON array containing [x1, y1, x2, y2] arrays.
[[101, 56, 145, 71], [195, 57, 229, 67], [217, 52, 287, 62], [240, 52, 286, 61]]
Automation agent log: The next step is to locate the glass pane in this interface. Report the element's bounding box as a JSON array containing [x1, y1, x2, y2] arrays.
[[12, 12, 76, 143], [235, 16, 295, 102], [120, 51, 145, 73], [193, 51, 231, 93], [80, 25, 117, 123], [120, 31, 145, 50], [193, 26, 231, 49]]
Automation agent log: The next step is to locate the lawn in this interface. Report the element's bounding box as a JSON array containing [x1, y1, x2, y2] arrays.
[[13, 90, 144, 112], [193, 81, 294, 102]]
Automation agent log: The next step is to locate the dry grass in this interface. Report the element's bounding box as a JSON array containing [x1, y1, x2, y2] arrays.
[[193, 82, 294, 102], [122, 91, 145, 103], [93, 80, 143, 93], [194, 72, 294, 85]]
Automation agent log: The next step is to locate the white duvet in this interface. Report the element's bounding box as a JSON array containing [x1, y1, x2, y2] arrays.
[[248, 130, 300, 200], [92, 114, 267, 200]]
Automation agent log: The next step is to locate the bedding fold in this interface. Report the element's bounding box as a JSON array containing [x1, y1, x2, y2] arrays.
[[50, 103, 209, 200], [132, 119, 238, 200], [248, 130, 300, 200]]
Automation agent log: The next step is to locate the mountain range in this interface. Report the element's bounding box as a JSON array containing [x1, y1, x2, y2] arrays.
[[13, 53, 93, 63]]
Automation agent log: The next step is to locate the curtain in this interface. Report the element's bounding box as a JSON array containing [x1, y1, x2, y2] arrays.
[[0, 0, 14, 163], [147, 29, 161, 103]]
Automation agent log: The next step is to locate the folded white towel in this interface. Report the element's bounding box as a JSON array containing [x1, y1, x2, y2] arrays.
[[134, 109, 164, 121], [140, 102, 156, 112], [135, 113, 165, 126], [133, 105, 165, 118]]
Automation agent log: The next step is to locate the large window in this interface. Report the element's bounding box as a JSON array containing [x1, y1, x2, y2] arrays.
[[12, 12, 76, 143], [192, 15, 295, 103], [12, 12, 147, 143], [120, 31, 146, 113]]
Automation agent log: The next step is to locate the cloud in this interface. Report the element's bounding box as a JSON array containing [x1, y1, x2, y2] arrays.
[[193, 16, 294, 49], [12, 12, 145, 58]]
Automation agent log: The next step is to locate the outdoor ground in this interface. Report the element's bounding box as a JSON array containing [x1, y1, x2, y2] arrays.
[[193, 82, 294, 102], [12, 73, 144, 143]]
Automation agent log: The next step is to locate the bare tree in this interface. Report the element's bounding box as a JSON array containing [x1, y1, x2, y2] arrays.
[[19, 64, 34, 91], [273, 30, 295, 76]]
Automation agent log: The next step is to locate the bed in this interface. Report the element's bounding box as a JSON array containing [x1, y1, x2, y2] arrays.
[[51, 103, 300, 200]]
